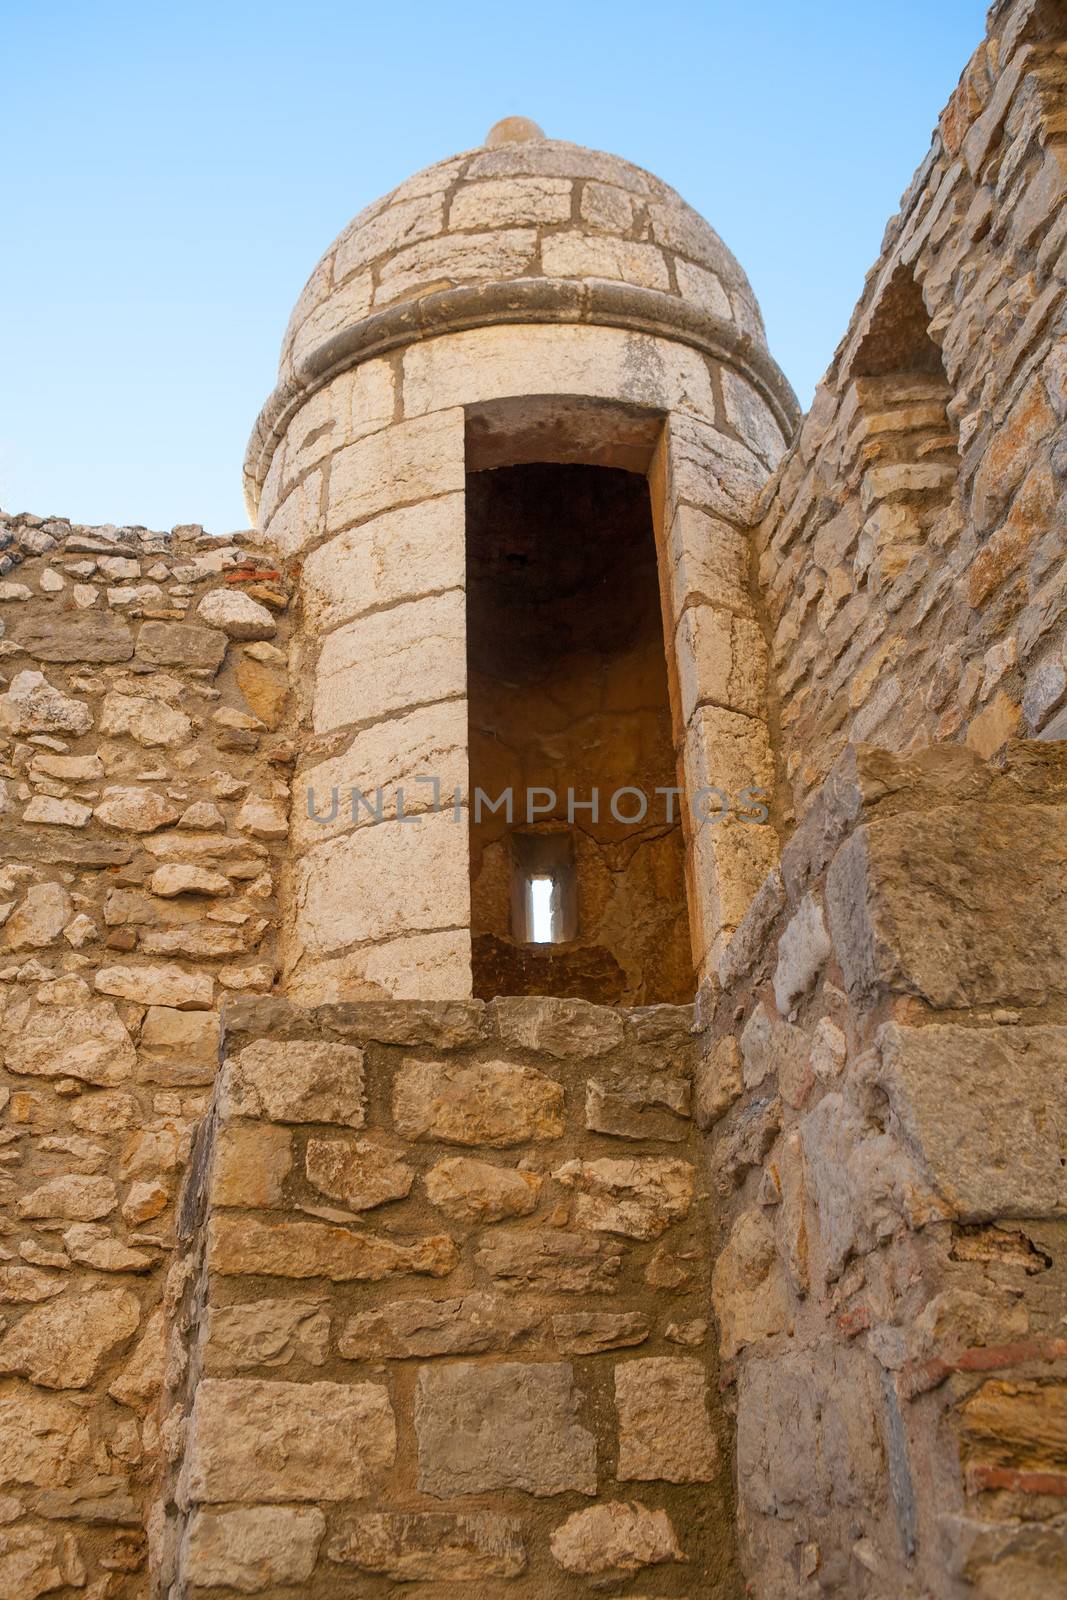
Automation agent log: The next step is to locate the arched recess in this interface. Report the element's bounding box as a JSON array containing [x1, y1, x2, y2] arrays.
[[845, 264, 962, 594], [464, 392, 778, 998]]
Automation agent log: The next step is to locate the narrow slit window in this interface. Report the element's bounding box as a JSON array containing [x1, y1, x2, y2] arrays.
[[527, 873, 559, 944]]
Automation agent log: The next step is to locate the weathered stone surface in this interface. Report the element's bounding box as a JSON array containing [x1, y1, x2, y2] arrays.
[[185, 1505, 325, 1593], [222, 1039, 365, 1126], [3, 883, 73, 950], [0, 1382, 92, 1487], [871, 1023, 1067, 1221], [184, 1378, 395, 1502], [108, 1306, 165, 1410], [0, 1287, 139, 1389], [773, 892, 831, 1013], [94, 786, 182, 833], [554, 1157, 694, 1239], [393, 1058, 565, 1146], [826, 807, 1067, 1008], [214, 1122, 294, 1208], [338, 1293, 539, 1358], [415, 1361, 597, 1497], [615, 1357, 717, 1482], [694, 1036, 743, 1128], [586, 1071, 691, 1141], [424, 1155, 541, 1222], [475, 1215, 627, 1290], [149, 863, 232, 897], [203, 1299, 331, 1373], [99, 690, 192, 747], [0, 1264, 65, 1304], [550, 1501, 684, 1575], [313, 590, 465, 733], [493, 995, 625, 1058], [0, 670, 92, 735], [737, 1345, 885, 1519], [300, 494, 465, 634], [714, 1095, 782, 1189], [552, 1311, 650, 1355], [306, 1134, 414, 1210], [197, 588, 277, 640], [63, 1222, 154, 1272], [0, 1526, 84, 1599], [136, 619, 228, 672], [327, 1510, 526, 1580], [16, 1174, 117, 1221], [711, 1208, 794, 1358], [208, 1214, 458, 1281], [95, 962, 213, 1009], [22, 794, 91, 827]]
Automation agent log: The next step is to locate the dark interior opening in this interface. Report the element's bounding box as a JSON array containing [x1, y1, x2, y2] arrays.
[[466, 461, 694, 1005]]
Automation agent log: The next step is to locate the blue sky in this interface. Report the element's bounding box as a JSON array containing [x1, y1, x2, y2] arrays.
[[3, 0, 985, 534]]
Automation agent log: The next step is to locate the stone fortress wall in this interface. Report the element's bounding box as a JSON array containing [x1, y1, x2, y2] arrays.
[[0, 0, 1064, 1595]]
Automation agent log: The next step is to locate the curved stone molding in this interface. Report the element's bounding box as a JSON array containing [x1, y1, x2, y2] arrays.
[[243, 277, 801, 518]]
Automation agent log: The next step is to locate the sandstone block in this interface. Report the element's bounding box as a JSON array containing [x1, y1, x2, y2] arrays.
[[585, 1071, 690, 1141], [773, 892, 831, 1013], [676, 604, 768, 722], [136, 619, 228, 672], [208, 1214, 457, 1282], [21, 795, 91, 827], [424, 1155, 541, 1221], [375, 229, 538, 304], [325, 409, 464, 537], [184, 1378, 395, 1503], [493, 993, 625, 1056], [394, 1058, 565, 1146], [222, 1039, 365, 1125], [0, 1382, 92, 1488], [415, 1361, 596, 1497], [552, 1311, 650, 1355], [711, 1208, 794, 1358], [550, 1501, 684, 1575], [0, 1287, 139, 1389], [0, 670, 92, 736], [16, 1174, 117, 1221], [306, 1134, 414, 1211], [338, 1292, 539, 1359], [871, 1022, 1067, 1220], [95, 963, 213, 1009], [3, 883, 73, 951], [197, 589, 278, 641], [476, 1227, 623, 1293], [327, 1509, 525, 1580], [185, 1506, 325, 1594], [0, 1526, 83, 1600], [149, 863, 232, 897], [450, 174, 572, 228], [214, 1122, 293, 1208], [668, 505, 751, 619], [94, 786, 183, 833], [203, 1299, 330, 1373], [541, 229, 670, 289], [614, 1357, 717, 1483], [99, 690, 192, 747], [694, 1036, 743, 1128], [312, 588, 465, 734], [12, 609, 133, 662], [554, 1157, 693, 1240]]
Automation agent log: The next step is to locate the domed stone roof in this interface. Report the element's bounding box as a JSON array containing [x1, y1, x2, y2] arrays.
[[245, 129, 798, 511]]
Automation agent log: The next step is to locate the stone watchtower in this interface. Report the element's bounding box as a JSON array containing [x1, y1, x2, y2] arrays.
[[243, 116, 799, 1011]]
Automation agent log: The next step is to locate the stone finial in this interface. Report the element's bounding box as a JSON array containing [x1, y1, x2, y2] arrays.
[[485, 116, 545, 148]]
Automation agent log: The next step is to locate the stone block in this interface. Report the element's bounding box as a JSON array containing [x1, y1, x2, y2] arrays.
[[711, 1208, 794, 1358], [722, 367, 787, 467], [772, 892, 831, 1013], [694, 1037, 743, 1129], [541, 230, 670, 289], [676, 604, 768, 722], [449, 175, 572, 228], [333, 192, 444, 280], [667, 414, 768, 523], [294, 699, 467, 847], [289, 927, 472, 1005], [667, 504, 751, 620], [424, 1155, 541, 1221], [375, 229, 538, 305], [327, 1510, 525, 1580], [393, 1058, 565, 1146], [208, 1214, 458, 1282], [325, 409, 464, 537], [213, 1122, 293, 1208], [312, 587, 465, 735], [554, 1157, 694, 1240], [184, 1506, 325, 1593], [476, 1227, 623, 1293], [183, 1378, 395, 1503], [401, 323, 716, 424], [871, 1022, 1067, 1221], [614, 1357, 717, 1482], [550, 1501, 684, 1575], [0, 1288, 140, 1390], [221, 1038, 366, 1126], [338, 1293, 539, 1359], [135, 620, 227, 673], [552, 1311, 650, 1355], [203, 1300, 330, 1373], [11, 610, 133, 662], [585, 1070, 690, 1141], [305, 1134, 414, 1210], [301, 491, 463, 632], [826, 805, 1067, 1008], [414, 1361, 597, 1497], [492, 994, 625, 1057]]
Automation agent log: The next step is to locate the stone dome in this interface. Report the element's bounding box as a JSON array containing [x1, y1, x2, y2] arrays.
[[245, 132, 798, 512]]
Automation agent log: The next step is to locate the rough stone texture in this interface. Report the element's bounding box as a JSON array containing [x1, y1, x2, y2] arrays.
[[414, 1362, 597, 1497], [423, 1154, 541, 1221], [393, 1058, 565, 1146], [614, 1357, 718, 1482], [550, 1500, 684, 1574], [184, 1506, 325, 1592], [327, 1509, 526, 1580]]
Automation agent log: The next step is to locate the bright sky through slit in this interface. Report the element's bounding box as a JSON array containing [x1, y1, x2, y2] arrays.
[[1, 0, 986, 534], [528, 876, 557, 944]]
